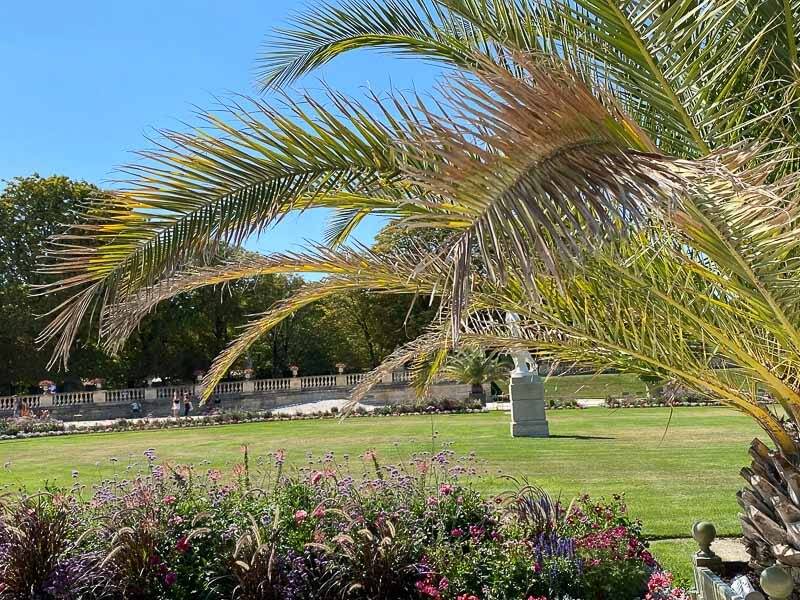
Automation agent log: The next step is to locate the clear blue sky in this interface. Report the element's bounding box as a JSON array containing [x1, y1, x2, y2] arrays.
[[0, 1, 440, 253]]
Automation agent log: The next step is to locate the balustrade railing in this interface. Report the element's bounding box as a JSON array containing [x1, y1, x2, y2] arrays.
[[0, 395, 41, 411], [104, 388, 146, 403], [301, 375, 337, 389], [392, 370, 411, 383], [215, 381, 243, 395], [346, 373, 366, 386], [254, 378, 291, 392], [156, 386, 196, 400], [0, 370, 412, 412], [51, 391, 94, 406]]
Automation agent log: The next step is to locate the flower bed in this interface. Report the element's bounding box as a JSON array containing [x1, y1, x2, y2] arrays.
[[0, 448, 686, 599], [0, 399, 487, 441], [605, 398, 721, 409]]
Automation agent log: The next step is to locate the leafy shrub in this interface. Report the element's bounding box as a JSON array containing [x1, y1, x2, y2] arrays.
[[0, 449, 685, 599], [0, 417, 64, 437]]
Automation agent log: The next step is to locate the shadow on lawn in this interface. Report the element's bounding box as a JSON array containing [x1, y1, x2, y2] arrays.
[[548, 434, 615, 440]]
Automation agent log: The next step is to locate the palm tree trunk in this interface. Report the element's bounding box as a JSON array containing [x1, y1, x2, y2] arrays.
[[470, 382, 485, 405], [739, 436, 800, 572]]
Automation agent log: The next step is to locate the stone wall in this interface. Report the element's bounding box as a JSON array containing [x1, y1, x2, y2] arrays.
[[1, 378, 479, 422]]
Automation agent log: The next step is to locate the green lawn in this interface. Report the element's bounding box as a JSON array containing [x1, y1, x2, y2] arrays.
[[0, 407, 760, 580], [543, 372, 646, 399]]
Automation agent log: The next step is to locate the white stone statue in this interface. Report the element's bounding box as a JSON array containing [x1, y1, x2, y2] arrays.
[[505, 312, 537, 378]]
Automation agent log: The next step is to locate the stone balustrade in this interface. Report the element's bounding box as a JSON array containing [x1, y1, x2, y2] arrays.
[[691, 520, 795, 600], [0, 370, 415, 413]]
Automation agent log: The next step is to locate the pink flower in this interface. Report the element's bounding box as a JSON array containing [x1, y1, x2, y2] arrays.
[[164, 571, 177, 586], [295, 509, 308, 523], [311, 471, 323, 485], [312, 506, 325, 518], [439, 484, 453, 496], [451, 528, 464, 537], [647, 571, 672, 592], [427, 497, 439, 506], [457, 595, 480, 600], [175, 536, 190, 553], [641, 549, 658, 567], [207, 469, 221, 482], [162, 495, 176, 505]]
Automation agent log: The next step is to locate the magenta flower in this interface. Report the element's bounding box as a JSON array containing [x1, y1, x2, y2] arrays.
[[163, 495, 176, 505], [175, 536, 190, 553], [164, 571, 177, 586], [295, 509, 308, 522]]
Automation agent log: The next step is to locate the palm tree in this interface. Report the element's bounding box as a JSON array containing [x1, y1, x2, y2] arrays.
[[442, 348, 509, 403], [39, 0, 800, 570]]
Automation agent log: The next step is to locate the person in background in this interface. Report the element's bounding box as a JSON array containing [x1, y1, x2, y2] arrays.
[[172, 391, 180, 418], [131, 401, 141, 417], [183, 391, 192, 417], [12, 396, 22, 418]]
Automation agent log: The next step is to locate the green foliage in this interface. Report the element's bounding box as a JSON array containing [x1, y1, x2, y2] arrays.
[[0, 449, 682, 599], [0, 175, 433, 391], [443, 349, 509, 386]]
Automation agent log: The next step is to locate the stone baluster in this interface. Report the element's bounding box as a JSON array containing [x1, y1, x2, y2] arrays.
[[760, 565, 794, 600]]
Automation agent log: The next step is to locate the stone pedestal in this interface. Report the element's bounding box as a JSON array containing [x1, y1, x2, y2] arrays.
[[510, 374, 549, 437]]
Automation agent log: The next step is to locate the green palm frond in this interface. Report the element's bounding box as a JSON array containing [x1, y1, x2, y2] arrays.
[[257, 0, 499, 89], [35, 92, 423, 367], [197, 246, 446, 400], [265, 0, 799, 164]]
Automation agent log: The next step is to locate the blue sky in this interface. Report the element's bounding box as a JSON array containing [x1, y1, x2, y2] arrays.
[[0, 1, 440, 253]]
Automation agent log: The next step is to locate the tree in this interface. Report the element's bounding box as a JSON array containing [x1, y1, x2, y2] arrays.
[[40, 0, 800, 569], [0, 175, 117, 392], [442, 348, 509, 403]]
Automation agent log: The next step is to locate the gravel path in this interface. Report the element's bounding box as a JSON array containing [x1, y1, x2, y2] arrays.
[[69, 398, 376, 428]]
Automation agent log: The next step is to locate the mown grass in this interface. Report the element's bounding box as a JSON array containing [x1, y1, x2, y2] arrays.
[[0, 407, 758, 535], [542, 372, 646, 399]]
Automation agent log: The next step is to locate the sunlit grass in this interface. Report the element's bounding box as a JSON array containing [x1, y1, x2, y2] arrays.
[[0, 407, 757, 538]]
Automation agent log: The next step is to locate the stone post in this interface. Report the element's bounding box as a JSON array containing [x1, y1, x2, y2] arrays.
[[335, 374, 348, 387], [509, 373, 549, 437], [692, 521, 722, 569], [761, 565, 794, 600], [289, 377, 302, 391], [381, 371, 394, 385], [242, 380, 255, 394], [144, 388, 157, 401], [92, 390, 105, 403], [39, 394, 53, 407]]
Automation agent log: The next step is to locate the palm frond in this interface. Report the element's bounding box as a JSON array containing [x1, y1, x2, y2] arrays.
[[36, 92, 420, 367], [257, 0, 499, 89], [197, 246, 447, 400]]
